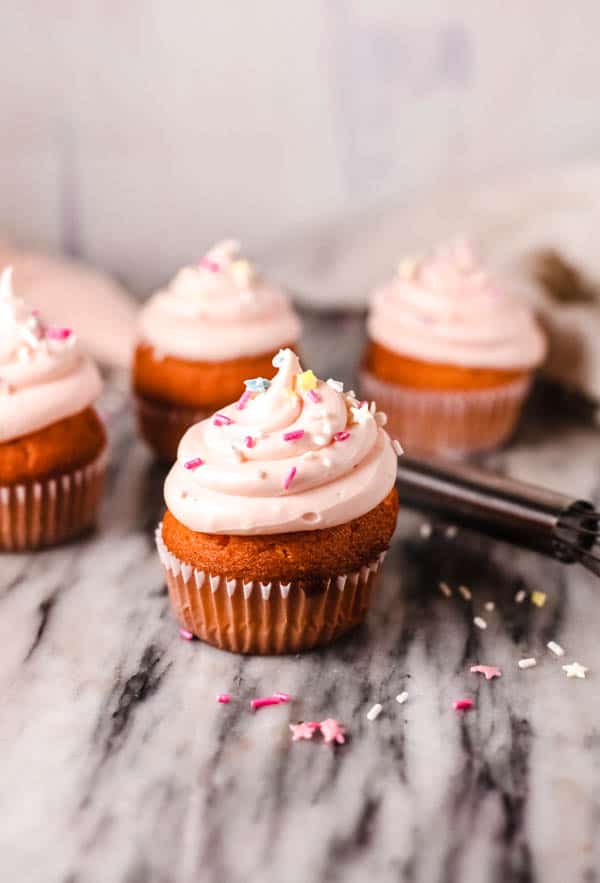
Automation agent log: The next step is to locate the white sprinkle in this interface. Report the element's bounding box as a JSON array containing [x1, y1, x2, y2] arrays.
[[458, 585, 472, 601], [326, 378, 344, 393], [420, 522, 432, 539], [374, 411, 388, 427], [515, 590, 526, 603], [484, 602, 495, 612], [369, 401, 377, 415], [392, 439, 404, 457], [518, 657, 537, 669], [445, 525, 458, 539], [546, 640, 565, 658], [366, 703, 383, 721], [562, 661, 588, 679], [396, 691, 408, 705], [473, 616, 487, 630], [438, 581, 452, 598]]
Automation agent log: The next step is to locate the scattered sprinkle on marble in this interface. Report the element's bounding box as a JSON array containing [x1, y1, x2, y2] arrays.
[[272, 691, 291, 702], [453, 698, 474, 711], [473, 616, 487, 630], [251, 693, 290, 711], [515, 589, 527, 603], [470, 665, 502, 680], [484, 601, 495, 612], [562, 662, 588, 679], [396, 691, 409, 705], [216, 694, 231, 704], [547, 640, 565, 657], [459, 585, 473, 601], [366, 703, 383, 721], [320, 719, 347, 745], [531, 591, 547, 607], [439, 581, 452, 598], [289, 722, 320, 741], [445, 525, 458, 539], [420, 522, 432, 539], [283, 466, 297, 490], [392, 439, 404, 457], [518, 657, 537, 670], [179, 628, 193, 641]]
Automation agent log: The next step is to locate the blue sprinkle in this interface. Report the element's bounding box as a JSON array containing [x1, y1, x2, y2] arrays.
[[272, 349, 286, 367], [244, 377, 271, 393]]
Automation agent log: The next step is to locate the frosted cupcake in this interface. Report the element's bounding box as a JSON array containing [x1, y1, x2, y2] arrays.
[[156, 348, 399, 654], [133, 240, 301, 462], [0, 268, 106, 550], [361, 242, 546, 457]]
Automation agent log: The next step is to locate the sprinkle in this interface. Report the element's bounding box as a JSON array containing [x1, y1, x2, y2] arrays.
[[251, 695, 288, 711], [230, 258, 252, 286], [334, 431, 350, 442], [297, 370, 318, 392], [320, 719, 346, 745], [547, 640, 565, 657], [374, 411, 388, 427], [473, 616, 487, 630], [420, 522, 432, 539], [184, 457, 205, 470], [289, 722, 320, 741], [179, 628, 193, 641], [439, 581, 452, 598], [366, 703, 383, 721], [396, 691, 409, 705], [244, 435, 255, 449], [213, 413, 234, 427], [518, 657, 537, 670], [283, 429, 305, 442], [283, 467, 297, 490], [307, 389, 321, 403], [217, 693, 231, 704], [453, 698, 474, 711], [562, 661, 588, 679], [244, 377, 271, 393], [350, 404, 370, 425], [531, 591, 547, 608], [470, 665, 502, 680], [515, 589, 527, 603], [369, 401, 377, 415], [484, 602, 495, 612], [392, 439, 404, 457], [46, 326, 72, 341], [200, 257, 220, 272], [458, 585, 472, 601], [445, 525, 458, 539], [326, 378, 344, 393], [236, 389, 253, 410]]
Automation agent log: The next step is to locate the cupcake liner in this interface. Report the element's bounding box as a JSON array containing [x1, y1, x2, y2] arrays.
[[0, 450, 107, 552], [360, 370, 531, 458], [156, 524, 386, 654], [135, 394, 210, 462]]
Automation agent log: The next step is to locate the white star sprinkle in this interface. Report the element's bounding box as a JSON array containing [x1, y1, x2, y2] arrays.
[[326, 378, 344, 393], [350, 404, 370, 425], [562, 661, 588, 679]]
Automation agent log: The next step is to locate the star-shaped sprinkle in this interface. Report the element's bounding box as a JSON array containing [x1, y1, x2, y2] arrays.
[[297, 369, 317, 392], [244, 377, 271, 393], [320, 719, 346, 745], [350, 404, 370, 425], [562, 662, 588, 679], [289, 722, 320, 742], [470, 665, 502, 680], [531, 590, 547, 607], [326, 378, 344, 393]]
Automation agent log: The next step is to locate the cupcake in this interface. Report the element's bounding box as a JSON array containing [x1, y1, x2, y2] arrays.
[[361, 242, 546, 457], [156, 348, 399, 654], [133, 240, 301, 462], [0, 268, 106, 551]]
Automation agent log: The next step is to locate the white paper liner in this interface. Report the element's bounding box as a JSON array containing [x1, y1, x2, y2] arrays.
[[360, 370, 531, 458], [0, 450, 107, 551], [156, 524, 386, 654]]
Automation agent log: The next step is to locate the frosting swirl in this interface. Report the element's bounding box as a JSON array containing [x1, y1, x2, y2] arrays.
[[367, 241, 546, 370], [138, 240, 301, 361], [0, 267, 102, 443], [164, 349, 399, 534]]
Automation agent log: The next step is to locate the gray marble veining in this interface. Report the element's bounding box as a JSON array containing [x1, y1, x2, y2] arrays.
[[1, 314, 600, 883]]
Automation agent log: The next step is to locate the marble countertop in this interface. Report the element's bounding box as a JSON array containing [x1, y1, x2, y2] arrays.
[[2, 313, 600, 883]]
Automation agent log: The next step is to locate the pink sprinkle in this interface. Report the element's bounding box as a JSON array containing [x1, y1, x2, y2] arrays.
[[359, 400, 367, 408], [272, 691, 290, 702], [307, 390, 321, 403], [244, 435, 255, 449], [334, 431, 350, 442], [46, 327, 72, 341], [200, 257, 220, 273], [470, 665, 502, 681], [179, 628, 193, 641], [453, 698, 475, 711], [213, 413, 234, 427], [289, 722, 320, 741], [283, 430, 305, 442], [320, 719, 347, 745], [184, 457, 205, 470], [217, 693, 231, 704], [236, 390, 253, 410], [283, 466, 297, 490], [251, 695, 288, 711]]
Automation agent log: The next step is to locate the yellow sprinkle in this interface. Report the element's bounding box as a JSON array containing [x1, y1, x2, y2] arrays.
[[230, 258, 253, 286], [531, 591, 547, 608], [297, 369, 318, 392]]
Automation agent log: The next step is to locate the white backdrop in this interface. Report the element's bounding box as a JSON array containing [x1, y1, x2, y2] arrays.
[[1, 0, 600, 294]]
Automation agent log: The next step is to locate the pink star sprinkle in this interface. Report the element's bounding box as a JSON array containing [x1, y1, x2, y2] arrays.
[[213, 413, 234, 427], [283, 430, 305, 442], [307, 389, 321, 403], [184, 457, 205, 470], [244, 435, 255, 449], [179, 628, 193, 641], [216, 693, 231, 704], [46, 326, 72, 340], [470, 665, 502, 681], [283, 466, 297, 490], [289, 722, 320, 741], [320, 719, 347, 745], [334, 431, 350, 442], [236, 390, 253, 410], [453, 698, 474, 711]]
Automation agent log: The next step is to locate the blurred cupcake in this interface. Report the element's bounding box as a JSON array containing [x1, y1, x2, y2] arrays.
[[156, 348, 399, 654], [0, 268, 106, 551], [361, 242, 546, 457], [133, 240, 301, 461]]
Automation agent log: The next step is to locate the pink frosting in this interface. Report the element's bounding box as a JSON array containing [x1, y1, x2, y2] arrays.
[[0, 268, 102, 443], [367, 241, 546, 370], [138, 240, 301, 361], [164, 349, 399, 534]]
